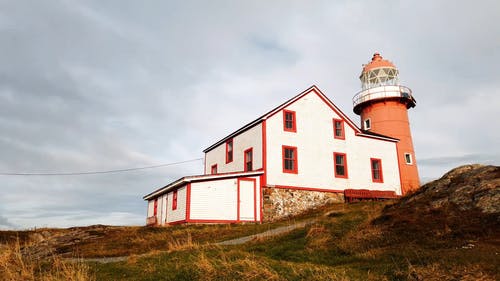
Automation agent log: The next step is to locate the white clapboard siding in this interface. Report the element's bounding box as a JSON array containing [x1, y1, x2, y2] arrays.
[[189, 176, 261, 222], [166, 185, 187, 223], [205, 123, 263, 174], [147, 200, 154, 218], [265, 89, 402, 195], [190, 179, 237, 221]]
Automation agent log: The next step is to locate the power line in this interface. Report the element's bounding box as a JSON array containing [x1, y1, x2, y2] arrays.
[[0, 158, 204, 176]]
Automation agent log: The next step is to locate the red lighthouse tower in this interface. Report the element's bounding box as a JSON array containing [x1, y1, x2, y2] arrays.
[[353, 53, 420, 195]]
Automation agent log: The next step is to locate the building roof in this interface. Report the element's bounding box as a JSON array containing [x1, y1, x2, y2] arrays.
[[359, 129, 400, 141], [203, 85, 398, 153], [361, 52, 397, 73], [143, 170, 264, 200]]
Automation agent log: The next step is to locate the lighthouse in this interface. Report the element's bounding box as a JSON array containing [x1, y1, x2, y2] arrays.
[[353, 53, 420, 195]]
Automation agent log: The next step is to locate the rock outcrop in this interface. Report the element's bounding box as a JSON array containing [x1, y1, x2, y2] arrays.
[[374, 164, 499, 241], [398, 164, 499, 214]]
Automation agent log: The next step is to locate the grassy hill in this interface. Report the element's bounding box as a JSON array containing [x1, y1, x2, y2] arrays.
[[1, 165, 499, 280]]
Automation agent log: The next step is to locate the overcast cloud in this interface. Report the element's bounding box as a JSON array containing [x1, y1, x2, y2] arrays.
[[1, 0, 498, 229]]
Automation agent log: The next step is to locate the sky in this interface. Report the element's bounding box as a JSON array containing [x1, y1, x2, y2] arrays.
[[1, 0, 499, 229]]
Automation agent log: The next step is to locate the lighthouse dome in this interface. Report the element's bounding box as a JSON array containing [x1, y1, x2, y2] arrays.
[[360, 53, 399, 90]]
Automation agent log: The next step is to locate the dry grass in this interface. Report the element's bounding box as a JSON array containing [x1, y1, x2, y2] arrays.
[[408, 263, 497, 281], [193, 250, 283, 281], [305, 224, 332, 251], [166, 232, 199, 252], [188, 247, 351, 281], [0, 240, 94, 281]]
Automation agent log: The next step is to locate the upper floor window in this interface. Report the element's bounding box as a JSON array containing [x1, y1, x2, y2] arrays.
[[404, 153, 413, 165], [211, 164, 218, 174], [334, 152, 348, 178], [226, 139, 233, 163], [333, 118, 345, 139], [244, 148, 253, 171], [283, 110, 296, 132], [370, 158, 383, 183], [282, 145, 298, 174], [172, 190, 178, 210]]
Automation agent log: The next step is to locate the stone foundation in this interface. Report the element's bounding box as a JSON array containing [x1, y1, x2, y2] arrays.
[[262, 186, 344, 221]]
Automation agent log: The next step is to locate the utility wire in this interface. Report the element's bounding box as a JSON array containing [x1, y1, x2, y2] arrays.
[[0, 158, 203, 176]]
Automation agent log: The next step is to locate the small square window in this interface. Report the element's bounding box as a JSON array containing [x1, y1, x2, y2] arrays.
[[404, 153, 413, 165]]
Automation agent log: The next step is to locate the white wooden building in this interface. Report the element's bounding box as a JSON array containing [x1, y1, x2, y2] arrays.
[[144, 85, 405, 225]]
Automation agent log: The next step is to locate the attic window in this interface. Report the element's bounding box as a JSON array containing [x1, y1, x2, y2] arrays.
[[333, 118, 345, 139], [404, 153, 413, 165], [283, 110, 296, 132], [364, 119, 371, 130]]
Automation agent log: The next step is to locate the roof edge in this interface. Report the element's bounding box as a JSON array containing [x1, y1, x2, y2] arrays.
[[203, 85, 319, 153], [143, 170, 264, 200]]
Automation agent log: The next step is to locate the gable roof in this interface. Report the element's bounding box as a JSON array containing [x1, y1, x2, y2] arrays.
[[203, 85, 397, 153]]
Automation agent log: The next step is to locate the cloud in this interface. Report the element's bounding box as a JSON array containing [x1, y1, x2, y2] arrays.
[[0, 215, 17, 230]]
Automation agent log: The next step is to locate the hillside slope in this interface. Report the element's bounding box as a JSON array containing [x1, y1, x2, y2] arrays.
[[1, 164, 499, 280], [343, 164, 500, 280]]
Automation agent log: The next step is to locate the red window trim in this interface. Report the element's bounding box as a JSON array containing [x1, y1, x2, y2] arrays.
[[333, 118, 345, 140], [283, 109, 297, 132], [370, 158, 384, 183], [244, 148, 253, 172], [172, 190, 178, 210], [334, 152, 348, 178], [153, 198, 158, 216], [225, 139, 233, 164], [282, 145, 298, 174], [211, 164, 218, 174]]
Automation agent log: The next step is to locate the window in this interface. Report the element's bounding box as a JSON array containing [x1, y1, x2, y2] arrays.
[[153, 198, 158, 216], [211, 164, 218, 174], [364, 118, 371, 130], [244, 148, 253, 171], [404, 153, 413, 165], [334, 153, 348, 178], [282, 146, 298, 174], [283, 110, 296, 132], [226, 139, 233, 163], [172, 190, 178, 210], [333, 118, 345, 139], [370, 158, 383, 183]]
